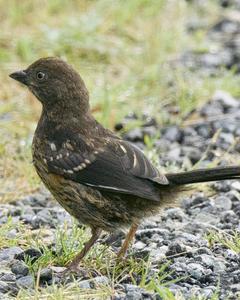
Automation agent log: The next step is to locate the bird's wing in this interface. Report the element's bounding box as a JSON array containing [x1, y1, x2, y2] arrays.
[[45, 139, 168, 202]]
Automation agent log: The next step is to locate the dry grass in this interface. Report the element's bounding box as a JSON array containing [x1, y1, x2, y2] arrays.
[[1, 0, 239, 202], [0, 3, 240, 298]]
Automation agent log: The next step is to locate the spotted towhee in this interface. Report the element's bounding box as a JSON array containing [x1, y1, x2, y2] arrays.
[[10, 57, 240, 272]]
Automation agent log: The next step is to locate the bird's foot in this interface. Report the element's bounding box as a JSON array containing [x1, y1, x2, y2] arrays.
[[65, 264, 81, 274], [53, 263, 85, 280]]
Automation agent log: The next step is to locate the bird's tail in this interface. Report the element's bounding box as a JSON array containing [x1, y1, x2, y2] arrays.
[[165, 166, 240, 185]]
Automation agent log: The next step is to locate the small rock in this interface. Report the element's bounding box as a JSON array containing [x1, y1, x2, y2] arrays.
[[214, 195, 232, 210], [230, 283, 240, 293], [150, 245, 168, 261], [0, 247, 23, 265], [142, 126, 157, 138], [166, 147, 181, 161], [93, 276, 109, 286], [212, 90, 239, 109], [124, 284, 144, 300], [200, 101, 223, 117], [196, 254, 215, 267], [187, 263, 206, 279], [0, 292, 12, 299], [231, 181, 240, 191], [39, 268, 52, 283], [16, 275, 34, 289], [133, 241, 146, 251], [0, 281, 10, 293], [50, 266, 66, 273], [224, 249, 239, 261], [162, 126, 183, 143], [124, 128, 143, 142], [202, 287, 216, 298], [182, 194, 207, 209], [31, 210, 53, 229], [166, 242, 186, 257], [15, 248, 42, 263], [78, 279, 91, 289], [212, 181, 231, 192], [213, 260, 226, 273], [195, 212, 220, 225], [11, 260, 29, 277], [0, 272, 16, 282], [221, 210, 238, 225], [165, 208, 185, 221], [182, 147, 202, 164]]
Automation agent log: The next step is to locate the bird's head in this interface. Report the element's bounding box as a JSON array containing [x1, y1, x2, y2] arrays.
[[9, 57, 89, 115]]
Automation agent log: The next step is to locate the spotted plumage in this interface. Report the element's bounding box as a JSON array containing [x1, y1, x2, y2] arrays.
[[10, 57, 240, 272]]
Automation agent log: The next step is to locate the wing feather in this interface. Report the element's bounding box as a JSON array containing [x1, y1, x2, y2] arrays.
[[45, 139, 168, 201]]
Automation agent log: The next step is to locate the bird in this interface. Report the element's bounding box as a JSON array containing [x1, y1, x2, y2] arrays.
[[9, 57, 240, 272]]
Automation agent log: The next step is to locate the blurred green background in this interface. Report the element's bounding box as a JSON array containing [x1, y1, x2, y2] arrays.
[[1, 0, 240, 201]]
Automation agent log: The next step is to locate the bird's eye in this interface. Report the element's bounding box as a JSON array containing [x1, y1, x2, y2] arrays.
[[36, 71, 46, 81]]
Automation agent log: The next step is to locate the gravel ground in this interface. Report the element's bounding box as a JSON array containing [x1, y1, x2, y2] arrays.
[[1, 3, 240, 300], [181, 1, 240, 75]]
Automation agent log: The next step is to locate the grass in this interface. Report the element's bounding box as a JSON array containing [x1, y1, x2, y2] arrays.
[[0, 217, 29, 248], [1, 1, 240, 299], [0, 217, 183, 299], [206, 230, 240, 254], [1, 0, 240, 201], [17, 281, 114, 300]]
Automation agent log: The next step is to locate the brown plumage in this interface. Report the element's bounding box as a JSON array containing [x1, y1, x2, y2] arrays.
[[9, 57, 240, 272]]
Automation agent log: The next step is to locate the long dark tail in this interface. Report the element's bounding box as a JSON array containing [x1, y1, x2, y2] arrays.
[[166, 166, 240, 185]]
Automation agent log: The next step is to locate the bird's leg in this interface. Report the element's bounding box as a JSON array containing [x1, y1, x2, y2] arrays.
[[66, 227, 102, 272], [117, 223, 138, 258]]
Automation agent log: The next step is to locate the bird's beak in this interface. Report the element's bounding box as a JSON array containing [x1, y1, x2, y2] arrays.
[[9, 70, 28, 85]]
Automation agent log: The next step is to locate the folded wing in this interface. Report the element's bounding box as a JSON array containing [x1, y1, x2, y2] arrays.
[[46, 139, 169, 202]]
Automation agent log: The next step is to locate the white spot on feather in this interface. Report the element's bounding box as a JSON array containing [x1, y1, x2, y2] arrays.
[[50, 143, 57, 151], [73, 165, 83, 171], [66, 170, 74, 174], [133, 152, 137, 168], [120, 144, 127, 154]]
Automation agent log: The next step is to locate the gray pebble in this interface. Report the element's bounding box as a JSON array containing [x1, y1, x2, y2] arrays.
[[165, 207, 185, 221], [93, 276, 109, 286], [163, 126, 183, 143], [194, 212, 220, 225], [231, 181, 240, 191], [124, 284, 144, 300], [213, 260, 226, 273], [39, 268, 52, 283], [0, 247, 23, 265], [187, 263, 208, 279], [214, 195, 232, 210], [166, 241, 186, 257], [124, 128, 143, 142], [11, 260, 29, 277], [0, 281, 10, 293], [213, 90, 239, 109], [16, 275, 34, 289], [133, 241, 146, 251], [196, 254, 215, 267], [15, 248, 42, 262], [78, 279, 91, 289], [0, 272, 16, 282]]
